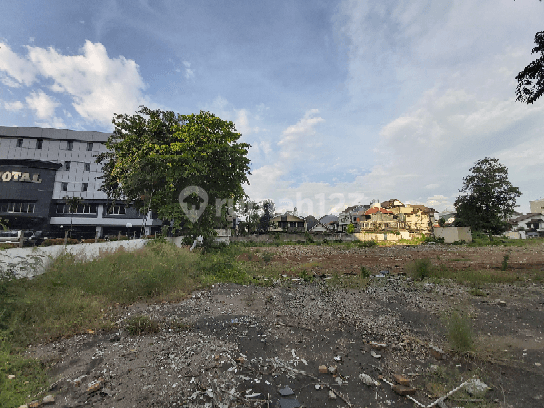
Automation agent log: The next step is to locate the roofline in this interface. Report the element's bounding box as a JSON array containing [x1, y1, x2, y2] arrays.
[[0, 126, 111, 143]]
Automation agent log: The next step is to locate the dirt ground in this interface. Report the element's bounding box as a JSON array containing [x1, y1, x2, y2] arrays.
[[26, 244, 544, 408]]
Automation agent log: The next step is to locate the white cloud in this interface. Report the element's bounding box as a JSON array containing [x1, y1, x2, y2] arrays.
[[4, 100, 24, 111], [0, 42, 39, 86], [25, 90, 60, 119], [26, 41, 148, 126], [182, 60, 194, 79], [277, 109, 324, 161], [0, 40, 149, 128]]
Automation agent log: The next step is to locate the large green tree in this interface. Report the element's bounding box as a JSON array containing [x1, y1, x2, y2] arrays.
[[454, 158, 521, 237], [96, 106, 251, 244]]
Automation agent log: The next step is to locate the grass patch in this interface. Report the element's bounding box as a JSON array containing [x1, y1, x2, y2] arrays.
[[0, 340, 49, 408], [445, 311, 474, 353], [124, 315, 160, 336], [406, 258, 435, 280]]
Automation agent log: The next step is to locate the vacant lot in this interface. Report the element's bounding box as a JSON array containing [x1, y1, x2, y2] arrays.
[[4, 241, 544, 407]]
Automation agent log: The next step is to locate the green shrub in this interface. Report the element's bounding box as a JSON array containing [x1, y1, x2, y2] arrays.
[[360, 266, 371, 278], [501, 254, 509, 271], [262, 253, 273, 264], [445, 311, 474, 352], [304, 232, 314, 243], [406, 258, 434, 280], [125, 315, 160, 336], [357, 240, 377, 248]]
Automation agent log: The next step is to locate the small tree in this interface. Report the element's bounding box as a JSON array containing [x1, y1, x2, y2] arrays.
[[438, 217, 446, 227], [258, 199, 275, 233], [454, 158, 521, 239], [346, 223, 355, 234], [0, 217, 8, 231], [64, 196, 82, 240]]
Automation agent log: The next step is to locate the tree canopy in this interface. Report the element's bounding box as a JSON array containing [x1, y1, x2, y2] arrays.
[[516, 30, 544, 104], [96, 106, 251, 243], [454, 158, 521, 236]]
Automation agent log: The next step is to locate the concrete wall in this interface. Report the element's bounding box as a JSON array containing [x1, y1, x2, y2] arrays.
[[504, 231, 526, 240], [229, 233, 357, 243], [433, 227, 472, 243], [353, 231, 422, 242], [0, 239, 148, 278]]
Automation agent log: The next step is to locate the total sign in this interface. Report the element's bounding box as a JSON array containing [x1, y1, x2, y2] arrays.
[[0, 170, 42, 183]]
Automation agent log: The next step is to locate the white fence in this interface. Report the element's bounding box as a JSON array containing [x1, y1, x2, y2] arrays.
[[0, 239, 148, 278]]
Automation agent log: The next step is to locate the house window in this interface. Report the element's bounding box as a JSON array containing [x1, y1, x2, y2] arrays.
[[61, 182, 68, 192], [36, 139, 43, 149], [3, 202, 35, 213], [16, 138, 23, 148], [67, 140, 73, 151], [86, 142, 93, 151], [64, 161, 71, 171], [81, 183, 88, 192], [84, 162, 91, 172]]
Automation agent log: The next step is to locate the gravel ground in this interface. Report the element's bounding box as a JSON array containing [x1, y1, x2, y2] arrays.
[[24, 244, 544, 408]]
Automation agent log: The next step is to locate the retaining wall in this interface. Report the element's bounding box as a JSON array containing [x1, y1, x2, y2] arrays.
[[0, 239, 148, 278]]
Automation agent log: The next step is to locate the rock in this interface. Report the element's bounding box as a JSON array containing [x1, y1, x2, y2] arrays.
[[392, 384, 417, 396], [359, 373, 378, 386], [7, 374, 15, 379], [371, 350, 381, 359], [319, 365, 328, 374], [236, 357, 245, 365], [430, 345, 446, 360], [498, 300, 507, 307], [370, 341, 387, 350], [28, 401, 40, 408], [18, 405, 28, 408], [328, 365, 337, 375], [393, 374, 411, 386], [328, 390, 337, 399], [42, 395, 55, 405], [87, 378, 103, 393], [279, 386, 294, 396], [465, 379, 488, 395]]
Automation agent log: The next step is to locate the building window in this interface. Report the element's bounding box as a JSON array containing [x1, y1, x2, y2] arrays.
[[36, 139, 43, 149], [64, 161, 71, 171], [56, 203, 97, 214], [109, 205, 126, 215], [86, 142, 93, 151], [1, 202, 35, 213], [67, 140, 73, 151], [84, 162, 91, 171], [81, 183, 88, 192], [61, 182, 68, 192], [16, 138, 23, 148]]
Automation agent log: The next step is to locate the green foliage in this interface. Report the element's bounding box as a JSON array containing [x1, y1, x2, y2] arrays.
[[438, 217, 446, 227], [96, 106, 251, 245], [258, 199, 275, 233], [262, 253, 273, 264], [346, 223, 355, 234], [445, 311, 474, 352], [407, 258, 435, 280], [516, 30, 544, 104], [304, 231, 314, 243], [357, 240, 377, 248], [124, 315, 160, 336], [0, 217, 8, 231], [454, 158, 521, 236], [501, 254, 510, 271], [299, 270, 314, 282], [360, 266, 371, 278], [0, 340, 49, 408]]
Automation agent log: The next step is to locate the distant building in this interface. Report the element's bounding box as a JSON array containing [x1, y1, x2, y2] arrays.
[[0, 126, 162, 238], [530, 199, 544, 214]]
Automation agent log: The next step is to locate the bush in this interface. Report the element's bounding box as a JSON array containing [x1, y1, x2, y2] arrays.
[[406, 258, 434, 280], [304, 232, 314, 243], [360, 266, 371, 278], [358, 240, 377, 248], [262, 253, 273, 264], [445, 311, 474, 352], [125, 315, 160, 336]]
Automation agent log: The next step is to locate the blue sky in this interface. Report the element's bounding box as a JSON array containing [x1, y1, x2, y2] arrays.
[[1, 0, 543, 216]]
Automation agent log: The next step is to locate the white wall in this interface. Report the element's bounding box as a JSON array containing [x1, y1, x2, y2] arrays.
[[433, 227, 473, 243], [0, 239, 148, 278]]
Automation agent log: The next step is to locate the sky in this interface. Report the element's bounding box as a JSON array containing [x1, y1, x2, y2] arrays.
[[1, 0, 543, 216]]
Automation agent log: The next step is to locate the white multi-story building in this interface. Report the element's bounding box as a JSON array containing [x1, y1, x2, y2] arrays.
[[0, 126, 161, 238]]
